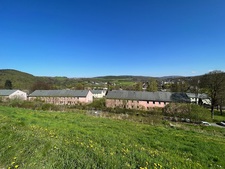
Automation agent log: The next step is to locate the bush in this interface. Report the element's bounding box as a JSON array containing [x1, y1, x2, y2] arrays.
[[87, 98, 106, 110], [8, 99, 23, 107], [163, 103, 211, 122]]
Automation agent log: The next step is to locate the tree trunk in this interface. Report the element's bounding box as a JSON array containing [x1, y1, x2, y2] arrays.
[[220, 105, 223, 115], [211, 105, 214, 119]]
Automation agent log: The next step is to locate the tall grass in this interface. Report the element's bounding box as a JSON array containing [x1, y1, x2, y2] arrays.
[[0, 106, 225, 169]]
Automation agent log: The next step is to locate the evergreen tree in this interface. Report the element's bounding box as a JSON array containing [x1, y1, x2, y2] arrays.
[[4, 80, 12, 89]]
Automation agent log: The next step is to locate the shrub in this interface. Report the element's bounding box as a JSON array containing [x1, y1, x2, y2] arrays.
[[87, 98, 106, 110], [8, 99, 23, 107], [163, 103, 211, 122]]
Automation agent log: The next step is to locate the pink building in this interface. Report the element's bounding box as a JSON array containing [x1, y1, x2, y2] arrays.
[[106, 90, 189, 110], [29, 90, 93, 105]]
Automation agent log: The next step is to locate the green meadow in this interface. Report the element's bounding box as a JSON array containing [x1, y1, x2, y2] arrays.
[[0, 106, 225, 169]]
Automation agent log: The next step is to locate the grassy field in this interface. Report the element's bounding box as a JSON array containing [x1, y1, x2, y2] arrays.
[[0, 106, 225, 169]]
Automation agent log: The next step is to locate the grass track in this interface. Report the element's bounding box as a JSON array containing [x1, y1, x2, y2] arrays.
[[0, 106, 225, 169]]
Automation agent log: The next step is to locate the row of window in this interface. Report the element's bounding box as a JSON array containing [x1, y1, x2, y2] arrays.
[[41, 97, 80, 101], [115, 100, 167, 105]]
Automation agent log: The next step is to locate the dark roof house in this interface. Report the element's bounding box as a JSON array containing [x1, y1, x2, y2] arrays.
[[106, 90, 190, 103]]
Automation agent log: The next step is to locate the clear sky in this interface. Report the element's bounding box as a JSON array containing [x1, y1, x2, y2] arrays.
[[0, 0, 225, 77]]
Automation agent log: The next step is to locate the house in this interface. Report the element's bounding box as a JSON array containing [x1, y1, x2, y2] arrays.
[[91, 89, 107, 98], [105, 90, 190, 110], [0, 89, 27, 101], [29, 90, 93, 105], [186, 93, 211, 106]]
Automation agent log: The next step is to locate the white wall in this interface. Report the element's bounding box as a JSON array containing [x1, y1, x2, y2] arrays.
[[9, 90, 27, 100]]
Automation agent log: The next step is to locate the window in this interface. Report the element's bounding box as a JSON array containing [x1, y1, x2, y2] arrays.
[[153, 101, 155, 104], [159, 102, 161, 105], [147, 101, 149, 104]]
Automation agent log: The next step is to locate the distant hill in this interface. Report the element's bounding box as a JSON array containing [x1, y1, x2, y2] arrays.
[[0, 69, 80, 91], [0, 69, 37, 90], [0, 69, 205, 91]]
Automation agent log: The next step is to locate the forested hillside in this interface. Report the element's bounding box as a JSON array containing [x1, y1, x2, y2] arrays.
[[0, 69, 37, 90], [0, 69, 79, 91]]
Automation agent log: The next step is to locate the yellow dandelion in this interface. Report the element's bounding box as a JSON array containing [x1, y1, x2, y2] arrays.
[[14, 165, 19, 168]]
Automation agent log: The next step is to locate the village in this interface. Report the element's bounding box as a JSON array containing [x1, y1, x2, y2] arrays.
[[0, 89, 211, 110]]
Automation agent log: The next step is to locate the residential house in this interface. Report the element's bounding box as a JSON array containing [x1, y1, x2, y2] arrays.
[[0, 89, 27, 101], [105, 90, 190, 110], [186, 93, 211, 106], [29, 90, 93, 105], [91, 89, 107, 98]]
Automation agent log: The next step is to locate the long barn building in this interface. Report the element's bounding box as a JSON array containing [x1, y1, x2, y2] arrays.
[[105, 90, 190, 110], [29, 90, 93, 105]]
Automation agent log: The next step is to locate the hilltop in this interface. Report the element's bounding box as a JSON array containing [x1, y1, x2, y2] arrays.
[[0, 69, 200, 91], [0, 69, 37, 90]]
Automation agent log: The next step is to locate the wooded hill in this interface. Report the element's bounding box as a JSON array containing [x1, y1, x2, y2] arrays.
[[0, 69, 222, 95], [0, 69, 189, 91], [0, 69, 80, 91]]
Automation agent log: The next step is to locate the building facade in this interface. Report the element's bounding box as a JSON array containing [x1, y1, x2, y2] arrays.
[[0, 89, 27, 101], [29, 90, 93, 105], [91, 90, 107, 98], [106, 90, 190, 110]]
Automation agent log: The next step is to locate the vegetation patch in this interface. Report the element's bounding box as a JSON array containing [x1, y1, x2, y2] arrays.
[[163, 103, 211, 122], [0, 106, 225, 168]]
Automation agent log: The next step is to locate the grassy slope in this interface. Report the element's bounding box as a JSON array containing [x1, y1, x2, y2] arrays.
[[0, 106, 225, 169]]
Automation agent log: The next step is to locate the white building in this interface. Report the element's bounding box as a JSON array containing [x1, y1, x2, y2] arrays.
[[186, 93, 211, 105], [91, 90, 107, 98], [0, 89, 27, 101]]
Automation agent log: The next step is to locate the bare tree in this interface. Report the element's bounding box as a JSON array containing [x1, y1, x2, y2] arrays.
[[200, 71, 225, 119], [31, 81, 53, 92]]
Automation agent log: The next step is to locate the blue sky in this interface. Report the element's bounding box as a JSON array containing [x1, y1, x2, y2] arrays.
[[0, 0, 225, 77]]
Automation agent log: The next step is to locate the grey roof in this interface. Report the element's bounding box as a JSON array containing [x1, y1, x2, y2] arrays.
[[0, 89, 18, 96], [186, 93, 209, 99], [106, 90, 190, 103], [91, 90, 104, 94], [29, 90, 90, 97]]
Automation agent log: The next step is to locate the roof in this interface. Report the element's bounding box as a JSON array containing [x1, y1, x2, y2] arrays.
[[0, 89, 18, 96], [106, 90, 190, 103], [29, 90, 90, 97], [91, 90, 104, 94], [186, 93, 209, 99]]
